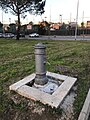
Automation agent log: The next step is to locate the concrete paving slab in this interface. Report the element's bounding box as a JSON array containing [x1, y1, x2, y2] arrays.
[[78, 89, 90, 120], [9, 73, 35, 91], [47, 71, 68, 81], [53, 76, 77, 96], [9, 72, 77, 108], [17, 85, 52, 103]]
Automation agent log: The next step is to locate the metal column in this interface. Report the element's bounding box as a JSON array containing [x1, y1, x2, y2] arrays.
[[34, 43, 48, 85]]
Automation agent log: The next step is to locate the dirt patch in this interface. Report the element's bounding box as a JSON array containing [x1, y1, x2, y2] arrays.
[[55, 65, 78, 77], [0, 93, 61, 120], [60, 86, 77, 120], [0, 84, 77, 120]]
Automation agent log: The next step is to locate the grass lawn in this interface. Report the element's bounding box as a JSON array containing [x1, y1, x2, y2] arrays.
[[0, 39, 90, 120]]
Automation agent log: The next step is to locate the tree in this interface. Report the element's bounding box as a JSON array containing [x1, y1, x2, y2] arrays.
[[81, 22, 84, 28], [81, 22, 85, 36], [0, 22, 3, 32], [0, 0, 46, 39], [60, 22, 67, 30], [38, 21, 50, 35], [9, 23, 16, 34], [60, 22, 68, 35]]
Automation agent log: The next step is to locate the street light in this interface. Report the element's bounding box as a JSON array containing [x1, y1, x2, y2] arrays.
[[9, 18, 11, 24], [60, 14, 62, 24], [45, 16, 47, 21], [2, 9, 3, 24], [75, 0, 79, 40], [82, 11, 84, 40], [2, 8, 4, 33]]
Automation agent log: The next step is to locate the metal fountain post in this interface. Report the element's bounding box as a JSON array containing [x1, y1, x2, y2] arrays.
[[34, 43, 48, 85]]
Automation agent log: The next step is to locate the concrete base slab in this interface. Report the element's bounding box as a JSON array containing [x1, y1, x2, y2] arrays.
[[9, 71, 77, 108], [78, 89, 90, 120]]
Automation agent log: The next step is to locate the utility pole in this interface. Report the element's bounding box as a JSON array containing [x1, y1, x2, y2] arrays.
[[75, 0, 79, 40]]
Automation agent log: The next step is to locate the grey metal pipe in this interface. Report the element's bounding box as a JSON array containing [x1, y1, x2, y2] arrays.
[[34, 43, 48, 85]]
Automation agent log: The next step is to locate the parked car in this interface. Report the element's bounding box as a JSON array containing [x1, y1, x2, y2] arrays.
[[3, 33, 15, 38], [0, 33, 3, 38], [0, 33, 15, 38], [19, 33, 25, 37], [9, 33, 15, 38], [29, 33, 39, 37]]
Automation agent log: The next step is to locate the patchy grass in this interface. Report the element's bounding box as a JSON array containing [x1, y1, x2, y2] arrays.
[[0, 39, 90, 120]]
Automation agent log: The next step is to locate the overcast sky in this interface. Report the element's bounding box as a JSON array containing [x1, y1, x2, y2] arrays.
[[0, 0, 90, 24]]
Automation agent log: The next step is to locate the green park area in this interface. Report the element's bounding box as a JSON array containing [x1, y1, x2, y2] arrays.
[[0, 39, 90, 120]]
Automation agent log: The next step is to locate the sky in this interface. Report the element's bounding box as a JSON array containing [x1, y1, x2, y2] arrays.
[[0, 0, 90, 25]]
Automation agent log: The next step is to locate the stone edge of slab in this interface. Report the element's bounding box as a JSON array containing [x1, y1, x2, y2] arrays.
[[78, 89, 90, 120], [9, 73, 35, 91]]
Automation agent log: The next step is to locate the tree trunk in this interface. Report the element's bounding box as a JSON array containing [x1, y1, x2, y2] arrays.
[[16, 9, 20, 40]]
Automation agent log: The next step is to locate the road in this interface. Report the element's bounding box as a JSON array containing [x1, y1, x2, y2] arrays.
[[26, 35, 90, 41]]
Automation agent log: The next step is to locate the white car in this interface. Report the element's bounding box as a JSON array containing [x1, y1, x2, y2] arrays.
[[29, 33, 39, 37], [0, 33, 3, 38], [3, 33, 14, 38]]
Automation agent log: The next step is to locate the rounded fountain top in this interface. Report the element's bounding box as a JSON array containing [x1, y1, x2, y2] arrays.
[[35, 43, 46, 49]]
